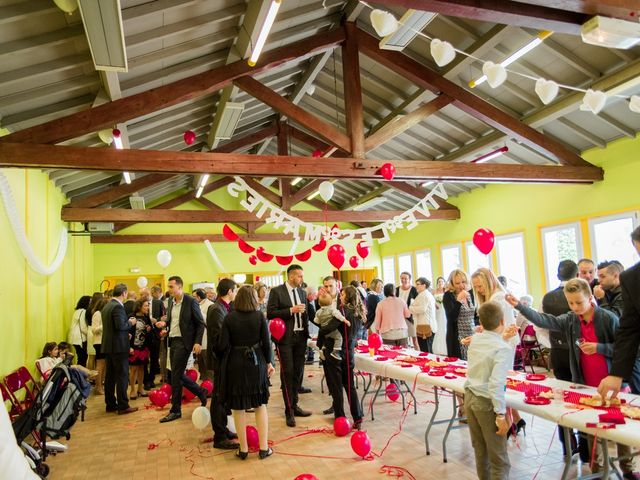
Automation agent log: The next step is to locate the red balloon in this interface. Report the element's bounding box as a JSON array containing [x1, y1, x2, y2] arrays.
[[368, 333, 382, 350], [380, 162, 396, 181], [112, 128, 121, 139], [473, 228, 495, 255], [311, 237, 327, 252], [185, 369, 198, 382], [295, 249, 312, 262], [246, 425, 260, 450], [183, 388, 196, 401], [160, 383, 172, 396], [249, 255, 257, 265], [333, 416, 351, 436], [238, 238, 255, 253], [356, 241, 370, 259], [312, 149, 323, 158], [269, 318, 286, 341], [386, 383, 400, 402], [327, 244, 345, 270], [200, 380, 213, 395], [183, 130, 196, 145], [149, 389, 169, 407], [276, 255, 293, 266], [295, 475, 319, 480], [222, 224, 238, 241], [349, 255, 360, 269], [350, 431, 372, 458], [255, 275, 261, 282]]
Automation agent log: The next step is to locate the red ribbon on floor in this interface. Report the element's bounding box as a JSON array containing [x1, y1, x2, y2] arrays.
[[379, 465, 417, 480]]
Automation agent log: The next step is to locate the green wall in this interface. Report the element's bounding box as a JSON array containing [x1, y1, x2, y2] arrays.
[[0, 169, 93, 376], [379, 134, 640, 302]]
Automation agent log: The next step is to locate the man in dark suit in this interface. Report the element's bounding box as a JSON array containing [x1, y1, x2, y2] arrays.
[[599, 227, 640, 399], [396, 271, 419, 350], [156, 276, 207, 423], [101, 283, 138, 415], [267, 264, 316, 427], [206, 278, 239, 449]]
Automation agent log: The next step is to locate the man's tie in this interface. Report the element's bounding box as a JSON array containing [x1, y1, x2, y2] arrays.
[[292, 288, 301, 329]]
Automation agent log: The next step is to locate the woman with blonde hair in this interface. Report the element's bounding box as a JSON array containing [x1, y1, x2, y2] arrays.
[[443, 270, 476, 359]]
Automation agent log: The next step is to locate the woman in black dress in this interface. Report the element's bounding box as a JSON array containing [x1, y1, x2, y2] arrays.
[[319, 286, 364, 430], [442, 269, 476, 359], [219, 285, 275, 460]]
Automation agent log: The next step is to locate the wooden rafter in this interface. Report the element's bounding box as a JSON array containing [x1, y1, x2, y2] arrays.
[[234, 76, 351, 152], [0, 28, 345, 145], [354, 26, 591, 168], [212, 123, 279, 153], [61, 207, 460, 223], [0, 143, 603, 183], [342, 22, 365, 158], [90, 233, 324, 244]]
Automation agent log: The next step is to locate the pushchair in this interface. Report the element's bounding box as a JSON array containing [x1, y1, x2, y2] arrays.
[[12, 355, 89, 477]]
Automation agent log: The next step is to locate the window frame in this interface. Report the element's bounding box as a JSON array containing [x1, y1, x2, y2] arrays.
[[588, 211, 639, 268], [382, 255, 396, 285], [540, 221, 583, 292], [441, 243, 463, 278], [495, 231, 528, 296], [415, 249, 433, 283]]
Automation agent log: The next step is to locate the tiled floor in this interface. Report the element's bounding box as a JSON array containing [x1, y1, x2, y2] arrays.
[[45, 364, 591, 479]]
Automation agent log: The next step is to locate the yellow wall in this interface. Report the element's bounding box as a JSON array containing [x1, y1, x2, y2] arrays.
[[0, 169, 93, 376], [379, 134, 640, 303]]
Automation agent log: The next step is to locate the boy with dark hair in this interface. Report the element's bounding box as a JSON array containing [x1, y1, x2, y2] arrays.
[[464, 301, 512, 480]]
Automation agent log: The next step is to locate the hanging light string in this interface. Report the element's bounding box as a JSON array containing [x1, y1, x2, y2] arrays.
[[358, 1, 640, 109]]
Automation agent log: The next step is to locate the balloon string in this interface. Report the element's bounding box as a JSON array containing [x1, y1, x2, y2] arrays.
[[380, 465, 417, 480], [275, 344, 293, 411]]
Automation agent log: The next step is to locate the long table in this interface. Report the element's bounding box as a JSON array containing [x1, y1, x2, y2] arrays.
[[353, 347, 640, 479]]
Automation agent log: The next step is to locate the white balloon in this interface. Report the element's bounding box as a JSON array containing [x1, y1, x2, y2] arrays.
[[430, 39, 456, 67], [482, 62, 507, 89], [370, 9, 398, 37], [98, 129, 114, 145], [582, 89, 607, 114], [630, 95, 640, 114], [318, 181, 334, 203], [191, 406, 211, 430], [136, 276, 148, 288], [157, 249, 172, 268], [53, 0, 78, 14], [534, 78, 559, 105]]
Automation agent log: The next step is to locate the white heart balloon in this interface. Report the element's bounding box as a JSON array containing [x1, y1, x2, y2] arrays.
[[582, 89, 606, 114], [534, 78, 559, 105], [318, 181, 334, 203], [136, 276, 148, 288], [370, 9, 398, 37], [156, 249, 172, 269], [430, 39, 456, 67], [482, 61, 507, 88], [629, 95, 640, 114]]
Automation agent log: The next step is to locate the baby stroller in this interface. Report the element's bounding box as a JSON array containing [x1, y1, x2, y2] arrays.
[[12, 356, 89, 477]]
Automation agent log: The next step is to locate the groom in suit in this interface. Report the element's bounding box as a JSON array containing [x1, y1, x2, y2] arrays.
[[267, 264, 316, 427], [599, 226, 640, 399]]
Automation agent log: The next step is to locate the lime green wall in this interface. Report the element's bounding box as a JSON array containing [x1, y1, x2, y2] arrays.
[[380, 134, 640, 303], [0, 169, 93, 376]]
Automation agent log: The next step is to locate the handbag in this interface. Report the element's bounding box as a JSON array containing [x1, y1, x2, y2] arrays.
[[416, 324, 433, 339]]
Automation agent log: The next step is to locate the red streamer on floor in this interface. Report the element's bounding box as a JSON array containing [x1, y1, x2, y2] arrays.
[[379, 465, 417, 480]]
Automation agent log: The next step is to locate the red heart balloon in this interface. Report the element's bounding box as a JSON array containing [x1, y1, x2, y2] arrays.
[[295, 475, 319, 480], [238, 239, 255, 253], [356, 240, 370, 259], [312, 149, 323, 158], [295, 249, 312, 262], [368, 333, 382, 350], [380, 162, 396, 181], [249, 255, 257, 265], [473, 228, 495, 255], [327, 244, 345, 270], [269, 318, 286, 341], [256, 247, 273, 262], [222, 224, 238, 241], [311, 237, 327, 252], [349, 255, 360, 269], [183, 130, 196, 145], [350, 431, 372, 458], [276, 255, 293, 266]]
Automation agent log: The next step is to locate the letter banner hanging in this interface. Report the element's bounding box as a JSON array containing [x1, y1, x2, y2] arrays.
[[227, 176, 447, 246]]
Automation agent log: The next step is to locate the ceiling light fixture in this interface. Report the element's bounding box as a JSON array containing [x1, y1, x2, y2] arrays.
[[421, 180, 435, 188], [469, 31, 552, 88], [248, 0, 281, 67], [307, 190, 320, 201], [195, 186, 205, 198], [291, 177, 303, 186], [471, 146, 509, 164]]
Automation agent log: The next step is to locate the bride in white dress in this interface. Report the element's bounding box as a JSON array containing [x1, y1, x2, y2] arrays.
[[431, 277, 448, 355]]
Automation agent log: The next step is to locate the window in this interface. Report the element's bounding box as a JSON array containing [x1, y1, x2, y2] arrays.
[[415, 249, 433, 283], [441, 244, 462, 278], [496, 233, 528, 297], [397, 253, 413, 280], [382, 256, 396, 285], [260, 274, 283, 288], [589, 212, 639, 268], [465, 240, 491, 274], [541, 222, 583, 291]]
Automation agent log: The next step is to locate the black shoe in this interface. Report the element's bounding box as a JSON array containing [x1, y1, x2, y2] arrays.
[[226, 431, 238, 440], [160, 412, 181, 423], [117, 406, 139, 415], [516, 419, 526, 436], [197, 389, 207, 407], [285, 412, 296, 427], [298, 386, 312, 394], [292, 406, 311, 417], [259, 447, 274, 459], [106, 406, 118, 413], [235, 449, 248, 460], [214, 439, 239, 450], [323, 406, 334, 415], [353, 419, 363, 431]]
